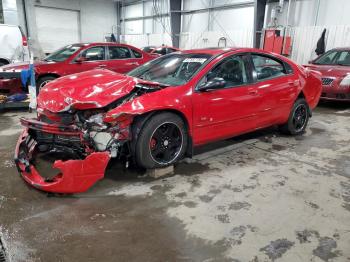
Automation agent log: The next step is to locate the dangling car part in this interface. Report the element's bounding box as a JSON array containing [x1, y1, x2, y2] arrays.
[[15, 48, 322, 193]]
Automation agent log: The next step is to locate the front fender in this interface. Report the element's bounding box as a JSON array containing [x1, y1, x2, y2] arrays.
[[103, 89, 193, 134]]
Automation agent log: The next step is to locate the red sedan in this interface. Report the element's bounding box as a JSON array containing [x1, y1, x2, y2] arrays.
[[0, 42, 154, 94], [142, 45, 180, 56], [304, 48, 350, 101], [15, 48, 321, 193]]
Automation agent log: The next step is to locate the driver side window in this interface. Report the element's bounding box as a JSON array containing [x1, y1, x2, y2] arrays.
[[204, 55, 248, 88], [80, 46, 105, 61]]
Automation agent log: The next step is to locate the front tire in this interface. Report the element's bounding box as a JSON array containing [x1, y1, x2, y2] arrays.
[[279, 98, 310, 135], [36, 76, 57, 94], [135, 112, 188, 169]]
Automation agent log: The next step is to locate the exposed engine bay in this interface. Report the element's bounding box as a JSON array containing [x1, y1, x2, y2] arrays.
[[38, 83, 163, 159], [14, 82, 165, 193]]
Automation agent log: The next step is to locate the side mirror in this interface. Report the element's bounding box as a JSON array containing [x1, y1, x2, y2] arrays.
[[75, 57, 87, 63], [198, 77, 226, 92]]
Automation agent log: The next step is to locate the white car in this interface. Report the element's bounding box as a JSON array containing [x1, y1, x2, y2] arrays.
[[0, 24, 30, 66]]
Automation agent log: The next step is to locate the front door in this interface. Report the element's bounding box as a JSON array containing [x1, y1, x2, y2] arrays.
[[66, 45, 107, 74], [192, 54, 261, 145]]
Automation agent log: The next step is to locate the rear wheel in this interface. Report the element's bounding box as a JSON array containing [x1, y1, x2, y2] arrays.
[[0, 60, 9, 67], [135, 112, 188, 169], [36, 76, 57, 93], [279, 98, 309, 135]]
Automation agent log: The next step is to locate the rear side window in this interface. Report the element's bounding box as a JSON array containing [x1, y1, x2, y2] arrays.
[[131, 49, 142, 58], [109, 46, 131, 59], [252, 55, 287, 80]]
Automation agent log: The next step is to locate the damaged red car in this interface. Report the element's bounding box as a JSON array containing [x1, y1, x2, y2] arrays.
[[15, 48, 322, 193]]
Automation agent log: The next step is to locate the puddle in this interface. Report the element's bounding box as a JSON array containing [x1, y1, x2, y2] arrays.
[[174, 162, 215, 176], [310, 127, 326, 135], [313, 237, 342, 261], [271, 144, 286, 151], [260, 239, 294, 260]]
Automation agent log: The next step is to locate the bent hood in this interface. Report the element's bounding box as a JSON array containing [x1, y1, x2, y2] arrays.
[[38, 69, 157, 113], [304, 64, 350, 77]]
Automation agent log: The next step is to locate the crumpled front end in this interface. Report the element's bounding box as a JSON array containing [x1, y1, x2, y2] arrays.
[[14, 118, 112, 193], [14, 74, 168, 193]]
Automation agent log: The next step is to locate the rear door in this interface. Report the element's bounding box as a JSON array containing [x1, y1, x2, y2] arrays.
[[250, 53, 298, 127], [192, 54, 261, 145], [105, 46, 141, 74]]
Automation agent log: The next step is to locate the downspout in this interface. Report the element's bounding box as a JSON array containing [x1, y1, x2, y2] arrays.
[[22, 0, 29, 36], [286, 0, 292, 27], [314, 0, 321, 26]]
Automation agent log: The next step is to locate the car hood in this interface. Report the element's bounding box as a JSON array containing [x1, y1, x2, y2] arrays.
[[0, 60, 55, 72], [304, 64, 350, 77], [38, 69, 162, 113]]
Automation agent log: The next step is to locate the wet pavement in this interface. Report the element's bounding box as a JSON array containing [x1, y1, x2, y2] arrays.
[[0, 102, 350, 261]]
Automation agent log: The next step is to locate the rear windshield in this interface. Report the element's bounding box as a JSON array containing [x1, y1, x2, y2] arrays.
[[44, 44, 82, 62]]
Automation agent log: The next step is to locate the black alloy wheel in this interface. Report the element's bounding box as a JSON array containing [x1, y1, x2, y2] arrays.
[[149, 122, 183, 164]]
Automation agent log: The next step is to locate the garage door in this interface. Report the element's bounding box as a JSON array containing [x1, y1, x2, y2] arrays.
[[35, 6, 80, 53]]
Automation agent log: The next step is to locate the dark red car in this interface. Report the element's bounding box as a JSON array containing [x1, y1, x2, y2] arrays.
[[304, 48, 350, 101], [15, 48, 321, 193], [0, 42, 154, 94]]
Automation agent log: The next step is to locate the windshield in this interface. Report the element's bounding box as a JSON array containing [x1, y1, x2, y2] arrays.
[[44, 44, 82, 62], [314, 50, 350, 66], [127, 53, 212, 86]]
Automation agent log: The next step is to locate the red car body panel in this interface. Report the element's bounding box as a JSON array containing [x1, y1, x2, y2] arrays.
[[15, 128, 110, 193], [304, 64, 350, 101], [15, 48, 322, 193], [0, 43, 154, 94]]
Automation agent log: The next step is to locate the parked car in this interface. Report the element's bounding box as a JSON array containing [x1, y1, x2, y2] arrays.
[[142, 45, 180, 56], [0, 42, 154, 94], [0, 24, 29, 66], [304, 48, 350, 101], [15, 48, 321, 193]]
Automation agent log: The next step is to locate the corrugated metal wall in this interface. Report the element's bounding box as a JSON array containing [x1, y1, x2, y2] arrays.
[[291, 25, 350, 64]]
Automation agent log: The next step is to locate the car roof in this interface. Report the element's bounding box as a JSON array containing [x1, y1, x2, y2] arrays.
[[180, 47, 264, 56], [331, 47, 350, 51], [71, 42, 142, 49]]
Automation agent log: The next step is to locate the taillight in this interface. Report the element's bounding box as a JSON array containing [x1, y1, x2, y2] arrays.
[[18, 26, 28, 46], [22, 36, 28, 46]]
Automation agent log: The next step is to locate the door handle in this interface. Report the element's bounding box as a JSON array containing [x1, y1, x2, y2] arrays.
[[126, 62, 139, 66], [98, 64, 107, 68], [248, 89, 258, 95], [288, 80, 299, 86]]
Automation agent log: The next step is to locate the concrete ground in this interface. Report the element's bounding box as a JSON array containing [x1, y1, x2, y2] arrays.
[[0, 102, 350, 262]]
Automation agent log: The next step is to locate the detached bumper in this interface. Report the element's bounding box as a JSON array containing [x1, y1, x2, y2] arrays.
[[14, 129, 111, 193]]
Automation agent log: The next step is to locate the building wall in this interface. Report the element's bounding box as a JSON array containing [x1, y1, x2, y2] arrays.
[[15, 0, 118, 57], [2, 0, 18, 25], [265, 0, 350, 27], [263, 0, 350, 64]]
